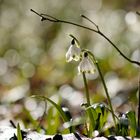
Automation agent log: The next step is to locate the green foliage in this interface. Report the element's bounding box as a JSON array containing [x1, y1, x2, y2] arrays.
[[118, 114, 129, 136], [17, 123, 23, 140], [32, 95, 69, 122], [86, 103, 108, 132], [31, 95, 72, 133], [22, 108, 38, 129], [126, 111, 137, 137], [117, 111, 137, 137], [46, 107, 60, 134], [93, 103, 108, 131]]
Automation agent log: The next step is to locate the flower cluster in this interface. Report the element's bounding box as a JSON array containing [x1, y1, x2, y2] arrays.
[[66, 39, 96, 74]]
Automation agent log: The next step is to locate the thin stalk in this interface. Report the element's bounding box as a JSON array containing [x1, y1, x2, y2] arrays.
[[82, 72, 95, 137], [138, 71, 140, 127], [82, 72, 91, 106], [87, 51, 117, 128], [137, 66, 140, 136], [96, 62, 117, 128]]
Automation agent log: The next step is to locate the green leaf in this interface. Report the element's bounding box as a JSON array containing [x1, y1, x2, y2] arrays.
[[17, 123, 22, 140], [46, 107, 60, 134], [85, 105, 98, 137], [88, 103, 108, 131], [126, 111, 137, 137], [86, 108, 95, 137], [118, 114, 129, 136], [32, 95, 69, 122], [31, 95, 72, 132], [23, 107, 38, 129]]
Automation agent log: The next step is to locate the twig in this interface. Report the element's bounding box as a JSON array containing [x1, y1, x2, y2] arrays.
[[30, 9, 140, 67], [81, 14, 99, 31], [40, 13, 58, 21], [136, 11, 140, 16], [10, 120, 16, 128], [30, 9, 98, 32], [81, 14, 140, 67]]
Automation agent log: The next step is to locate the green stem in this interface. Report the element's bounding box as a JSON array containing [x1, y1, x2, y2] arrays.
[[87, 51, 117, 128], [138, 70, 140, 127], [96, 62, 117, 127], [82, 72, 95, 137], [82, 72, 91, 106]]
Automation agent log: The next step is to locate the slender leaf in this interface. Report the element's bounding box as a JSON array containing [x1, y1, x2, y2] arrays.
[[31, 95, 71, 132], [126, 111, 137, 137], [23, 107, 38, 129], [85, 105, 98, 136], [17, 123, 22, 140], [86, 103, 108, 131], [46, 107, 60, 134]]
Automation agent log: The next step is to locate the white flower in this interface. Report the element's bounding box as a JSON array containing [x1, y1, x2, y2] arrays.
[[66, 39, 81, 62], [78, 52, 96, 74]]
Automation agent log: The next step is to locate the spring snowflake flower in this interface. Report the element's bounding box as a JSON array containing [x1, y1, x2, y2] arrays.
[[78, 52, 96, 74], [66, 39, 81, 62]]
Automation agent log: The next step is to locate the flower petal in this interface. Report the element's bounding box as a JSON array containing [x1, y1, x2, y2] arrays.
[[66, 46, 73, 62], [78, 56, 96, 74], [66, 44, 81, 62]]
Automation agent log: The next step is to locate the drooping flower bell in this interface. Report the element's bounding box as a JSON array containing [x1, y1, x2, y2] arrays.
[[66, 39, 81, 62], [78, 52, 96, 74]]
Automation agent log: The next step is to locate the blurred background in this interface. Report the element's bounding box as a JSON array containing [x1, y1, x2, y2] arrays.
[[0, 0, 140, 133]]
